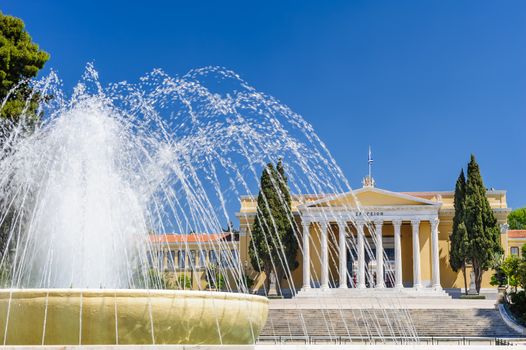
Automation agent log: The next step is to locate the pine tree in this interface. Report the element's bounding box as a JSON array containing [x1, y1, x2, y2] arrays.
[[464, 154, 502, 293], [508, 207, 526, 230], [449, 169, 469, 294], [249, 160, 297, 295], [0, 12, 49, 121]]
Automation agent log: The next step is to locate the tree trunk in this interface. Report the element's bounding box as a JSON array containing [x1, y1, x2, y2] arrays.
[[462, 264, 468, 295], [473, 259, 482, 294], [264, 266, 272, 295]]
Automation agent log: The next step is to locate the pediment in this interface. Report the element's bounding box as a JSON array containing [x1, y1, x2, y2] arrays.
[[301, 187, 439, 209]]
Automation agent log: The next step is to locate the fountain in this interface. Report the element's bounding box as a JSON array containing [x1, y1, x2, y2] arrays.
[[0, 289, 267, 344], [0, 65, 416, 345]]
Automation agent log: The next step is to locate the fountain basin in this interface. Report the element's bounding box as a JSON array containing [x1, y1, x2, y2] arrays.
[[0, 288, 268, 345]]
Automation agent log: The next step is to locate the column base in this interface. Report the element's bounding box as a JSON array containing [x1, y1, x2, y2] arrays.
[[357, 284, 366, 289], [432, 284, 442, 291], [338, 284, 348, 289], [375, 284, 386, 289], [413, 284, 423, 291], [320, 284, 330, 291]]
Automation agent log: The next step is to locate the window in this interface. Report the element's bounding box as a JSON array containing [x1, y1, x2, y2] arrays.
[[511, 246, 520, 256], [198, 249, 207, 268], [166, 250, 176, 271], [178, 250, 186, 269], [189, 250, 196, 268], [209, 250, 218, 265]]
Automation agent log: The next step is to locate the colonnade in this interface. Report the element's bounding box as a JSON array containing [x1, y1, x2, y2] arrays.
[[301, 217, 441, 290]]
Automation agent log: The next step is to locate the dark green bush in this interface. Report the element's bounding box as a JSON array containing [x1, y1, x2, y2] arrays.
[[509, 291, 526, 323]]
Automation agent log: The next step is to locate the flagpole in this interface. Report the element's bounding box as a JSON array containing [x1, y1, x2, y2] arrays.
[[368, 146, 373, 180]]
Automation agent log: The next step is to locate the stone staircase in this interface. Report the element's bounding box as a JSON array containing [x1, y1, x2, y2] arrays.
[[260, 308, 521, 339]]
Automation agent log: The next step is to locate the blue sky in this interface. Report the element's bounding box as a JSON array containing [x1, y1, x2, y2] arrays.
[[3, 1, 526, 208]]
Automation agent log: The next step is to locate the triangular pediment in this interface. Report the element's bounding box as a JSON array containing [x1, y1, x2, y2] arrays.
[[301, 187, 439, 209]]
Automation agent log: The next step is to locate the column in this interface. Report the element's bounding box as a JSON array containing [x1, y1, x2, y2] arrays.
[[320, 221, 329, 290], [356, 220, 366, 289], [431, 217, 441, 290], [375, 220, 385, 288], [338, 221, 348, 289], [393, 219, 403, 289], [302, 220, 311, 290], [411, 219, 422, 289]]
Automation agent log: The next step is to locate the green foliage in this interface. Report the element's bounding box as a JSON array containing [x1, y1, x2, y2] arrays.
[[501, 255, 520, 289], [463, 154, 502, 293], [134, 268, 169, 289], [0, 263, 9, 288], [496, 244, 526, 322], [242, 274, 255, 292], [508, 208, 526, 230], [0, 13, 49, 267], [0, 12, 49, 120], [205, 264, 225, 290], [449, 169, 469, 293], [516, 255, 526, 289], [502, 256, 520, 285], [176, 273, 192, 289], [493, 244, 526, 289], [490, 265, 506, 287], [248, 159, 298, 295], [508, 291, 526, 324], [459, 294, 486, 300]]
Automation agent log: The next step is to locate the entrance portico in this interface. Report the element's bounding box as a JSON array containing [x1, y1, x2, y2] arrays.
[[298, 186, 444, 296]]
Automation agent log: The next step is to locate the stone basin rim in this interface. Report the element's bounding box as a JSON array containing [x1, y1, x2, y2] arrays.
[[0, 288, 269, 304]]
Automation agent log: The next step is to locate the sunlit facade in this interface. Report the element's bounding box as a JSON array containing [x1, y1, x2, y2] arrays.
[[237, 180, 514, 296]]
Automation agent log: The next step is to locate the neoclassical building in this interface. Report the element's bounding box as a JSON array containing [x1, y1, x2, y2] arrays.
[[236, 177, 512, 296]]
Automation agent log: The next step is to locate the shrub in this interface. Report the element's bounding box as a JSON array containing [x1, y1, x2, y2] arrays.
[[509, 291, 526, 323], [490, 266, 506, 287], [176, 273, 192, 289], [206, 264, 225, 290]]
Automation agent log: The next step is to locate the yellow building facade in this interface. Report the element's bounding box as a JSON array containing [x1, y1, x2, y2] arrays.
[[504, 230, 526, 258], [148, 233, 242, 291], [236, 182, 514, 296]]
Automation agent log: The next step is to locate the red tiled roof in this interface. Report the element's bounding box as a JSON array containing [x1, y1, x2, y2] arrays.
[[508, 230, 526, 239], [149, 233, 230, 243]]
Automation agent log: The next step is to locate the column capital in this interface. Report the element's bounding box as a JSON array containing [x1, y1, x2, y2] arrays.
[[411, 218, 421, 227], [392, 218, 402, 227], [430, 217, 439, 228], [374, 219, 384, 227]]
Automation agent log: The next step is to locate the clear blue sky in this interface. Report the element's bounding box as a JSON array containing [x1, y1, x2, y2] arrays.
[[3, 1, 526, 208]]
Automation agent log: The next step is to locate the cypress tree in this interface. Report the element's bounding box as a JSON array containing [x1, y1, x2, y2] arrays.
[[276, 159, 299, 283], [249, 160, 297, 295], [449, 169, 469, 294], [464, 154, 502, 293]]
